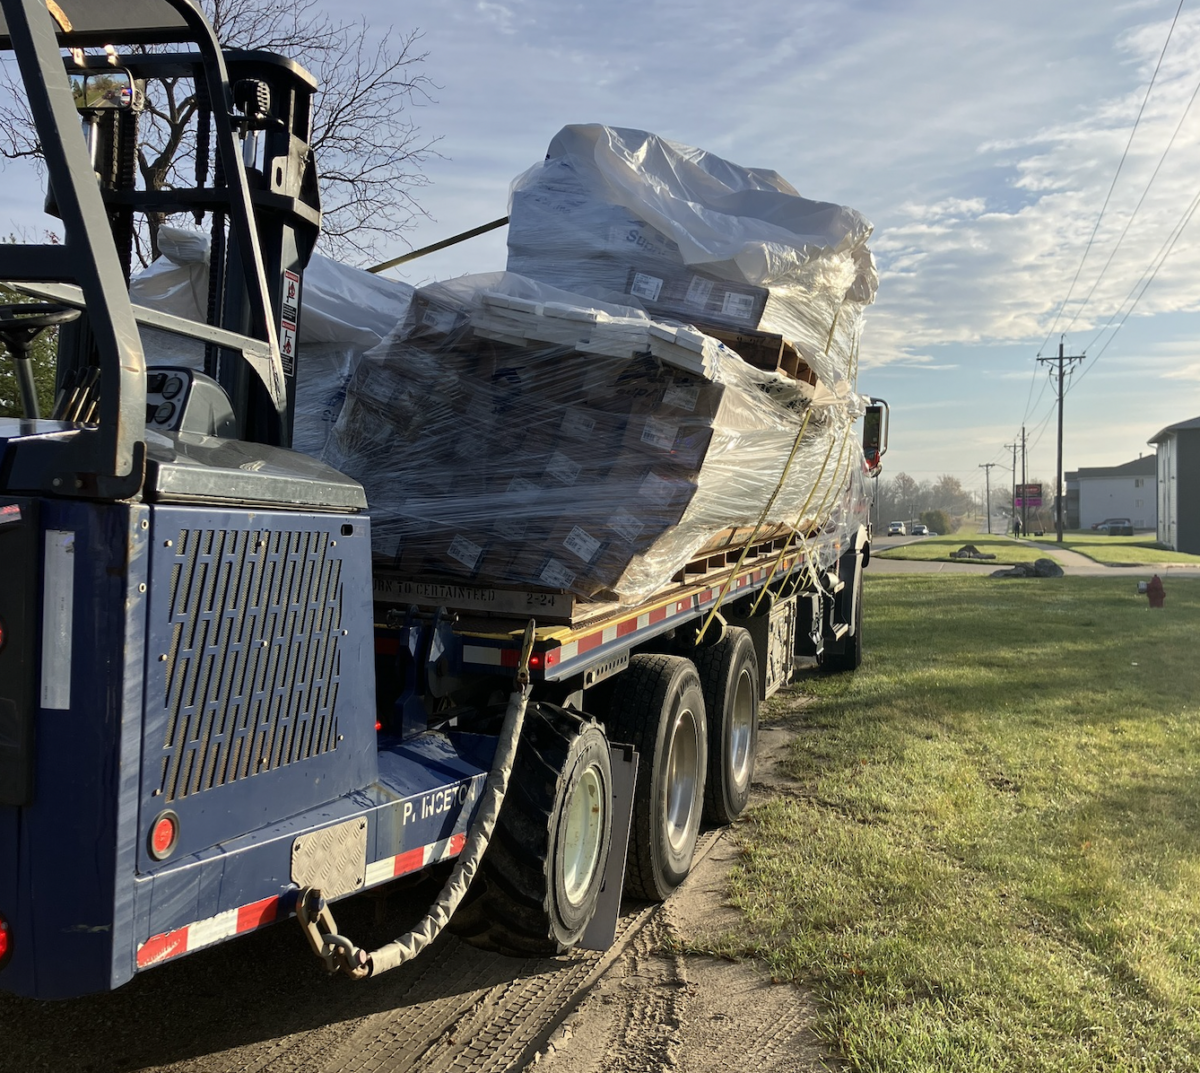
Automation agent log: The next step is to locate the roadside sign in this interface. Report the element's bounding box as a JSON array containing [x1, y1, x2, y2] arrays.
[[1015, 483, 1043, 508]]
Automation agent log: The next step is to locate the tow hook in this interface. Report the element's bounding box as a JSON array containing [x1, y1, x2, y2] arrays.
[[296, 887, 370, 979]]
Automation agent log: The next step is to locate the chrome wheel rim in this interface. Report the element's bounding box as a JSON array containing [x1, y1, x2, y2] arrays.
[[563, 763, 605, 906], [664, 705, 701, 853], [729, 667, 755, 792]]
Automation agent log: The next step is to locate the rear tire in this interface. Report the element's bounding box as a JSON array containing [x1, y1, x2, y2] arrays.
[[697, 627, 759, 825], [451, 704, 612, 956], [605, 654, 707, 902]]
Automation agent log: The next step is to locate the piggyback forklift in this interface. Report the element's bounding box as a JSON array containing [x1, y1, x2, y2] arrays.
[[0, 0, 875, 1001]]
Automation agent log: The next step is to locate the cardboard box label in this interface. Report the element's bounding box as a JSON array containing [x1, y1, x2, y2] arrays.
[[609, 508, 645, 542], [630, 272, 664, 302], [685, 275, 714, 308], [447, 535, 483, 570], [507, 476, 540, 496], [495, 517, 528, 540], [663, 383, 700, 412], [539, 558, 576, 588], [563, 525, 602, 563], [546, 451, 583, 485], [721, 292, 758, 320], [639, 470, 677, 505], [639, 416, 678, 451], [560, 407, 598, 438], [422, 306, 460, 334]]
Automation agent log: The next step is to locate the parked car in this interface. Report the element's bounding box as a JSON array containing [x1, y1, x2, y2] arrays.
[[911, 524, 929, 536], [1096, 518, 1134, 536], [887, 521, 906, 535]]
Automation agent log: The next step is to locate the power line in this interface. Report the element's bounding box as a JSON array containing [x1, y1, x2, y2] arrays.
[[1037, 0, 1185, 355], [1069, 168, 1200, 389], [1061, 70, 1200, 337]]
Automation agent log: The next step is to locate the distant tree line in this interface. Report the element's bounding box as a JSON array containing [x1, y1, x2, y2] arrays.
[[870, 471, 1059, 535]]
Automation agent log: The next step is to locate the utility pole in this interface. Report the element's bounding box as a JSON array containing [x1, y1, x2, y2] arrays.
[[1037, 341, 1085, 543], [1004, 440, 1018, 534], [979, 463, 996, 534], [1021, 425, 1028, 537]]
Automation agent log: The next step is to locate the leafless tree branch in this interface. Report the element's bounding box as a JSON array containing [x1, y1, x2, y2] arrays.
[[0, 1, 439, 265]]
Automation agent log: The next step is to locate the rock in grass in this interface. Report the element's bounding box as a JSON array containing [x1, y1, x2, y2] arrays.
[[1033, 558, 1064, 578], [990, 558, 1063, 579], [950, 544, 996, 560]]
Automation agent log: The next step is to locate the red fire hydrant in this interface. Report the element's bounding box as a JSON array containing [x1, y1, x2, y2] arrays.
[[1146, 574, 1165, 609]]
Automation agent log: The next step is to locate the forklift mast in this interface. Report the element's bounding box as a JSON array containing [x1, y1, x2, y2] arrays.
[[0, 0, 380, 1000], [0, 0, 322, 476]]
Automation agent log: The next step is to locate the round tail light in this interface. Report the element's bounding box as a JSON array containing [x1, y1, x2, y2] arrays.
[[149, 810, 180, 860], [0, 913, 12, 969]]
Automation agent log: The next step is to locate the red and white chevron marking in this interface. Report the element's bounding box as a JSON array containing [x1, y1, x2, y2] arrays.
[[135, 832, 468, 969]]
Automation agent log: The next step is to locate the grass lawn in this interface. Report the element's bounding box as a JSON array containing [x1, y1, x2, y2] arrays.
[[873, 533, 1054, 565], [1050, 533, 1200, 567], [710, 575, 1200, 1072]]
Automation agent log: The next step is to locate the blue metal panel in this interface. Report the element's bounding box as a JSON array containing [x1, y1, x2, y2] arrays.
[[0, 498, 148, 1000], [125, 729, 497, 972], [137, 505, 377, 872]]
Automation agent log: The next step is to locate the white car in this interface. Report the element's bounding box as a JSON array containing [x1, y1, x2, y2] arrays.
[[911, 524, 929, 536], [887, 521, 906, 536]]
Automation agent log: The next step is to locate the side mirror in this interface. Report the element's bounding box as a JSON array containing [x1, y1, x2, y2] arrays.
[[862, 398, 889, 475], [68, 68, 138, 112]]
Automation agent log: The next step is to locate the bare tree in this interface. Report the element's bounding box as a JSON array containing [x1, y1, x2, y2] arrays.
[[0, 0, 438, 264]]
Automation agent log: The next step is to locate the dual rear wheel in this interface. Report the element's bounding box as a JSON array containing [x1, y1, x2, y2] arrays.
[[606, 629, 759, 902]]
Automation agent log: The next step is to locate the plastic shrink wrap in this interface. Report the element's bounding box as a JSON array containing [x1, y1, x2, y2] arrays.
[[324, 271, 871, 605], [129, 225, 415, 457], [506, 125, 877, 392]]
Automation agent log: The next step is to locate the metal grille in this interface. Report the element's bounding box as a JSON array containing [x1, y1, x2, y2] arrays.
[[157, 527, 344, 802]]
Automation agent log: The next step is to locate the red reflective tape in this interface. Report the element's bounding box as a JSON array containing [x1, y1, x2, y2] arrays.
[[137, 926, 189, 968], [449, 832, 467, 855], [577, 631, 604, 654], [499, 648, 520, 668], [236, 896, 279, 934], [394, 847, 426, 876], [648, 605, 668, 625], [616, 617, 639, 638]]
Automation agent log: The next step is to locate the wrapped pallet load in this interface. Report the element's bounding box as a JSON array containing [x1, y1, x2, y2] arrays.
[[325, 126, 876, 604], [326, 283, 871, 604], [506, 124, 877, 391]]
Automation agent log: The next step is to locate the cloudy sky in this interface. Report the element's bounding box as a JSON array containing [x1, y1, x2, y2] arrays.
[[5, 0, 1200, 504]]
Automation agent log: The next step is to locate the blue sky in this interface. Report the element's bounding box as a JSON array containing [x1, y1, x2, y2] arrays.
[[5, 0, 1200, 502]]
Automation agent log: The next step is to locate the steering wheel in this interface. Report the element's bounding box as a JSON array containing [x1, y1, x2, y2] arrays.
[[0, 302, 82, 419]]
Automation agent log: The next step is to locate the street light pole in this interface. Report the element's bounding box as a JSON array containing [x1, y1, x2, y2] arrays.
[[979, 463, 996, 534]]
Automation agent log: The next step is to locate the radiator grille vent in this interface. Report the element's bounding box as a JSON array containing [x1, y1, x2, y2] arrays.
[[157, 528, 344, 802]]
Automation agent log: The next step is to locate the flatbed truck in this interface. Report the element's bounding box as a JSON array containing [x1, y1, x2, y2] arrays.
[[0, 0, 877, 1000]]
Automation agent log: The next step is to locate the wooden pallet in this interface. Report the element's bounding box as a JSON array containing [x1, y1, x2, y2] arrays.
[[374, 532, 809, 629]]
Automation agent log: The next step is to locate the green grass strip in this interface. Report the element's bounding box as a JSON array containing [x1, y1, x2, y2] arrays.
[[714, 575, 1200, 1073], [873, 534, 1053, 565]]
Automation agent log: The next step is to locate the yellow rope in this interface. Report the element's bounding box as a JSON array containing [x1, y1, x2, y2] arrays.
[[749, 412, 852, 614], [777, 419, 855, 602], [693, 408, 812, 645]]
